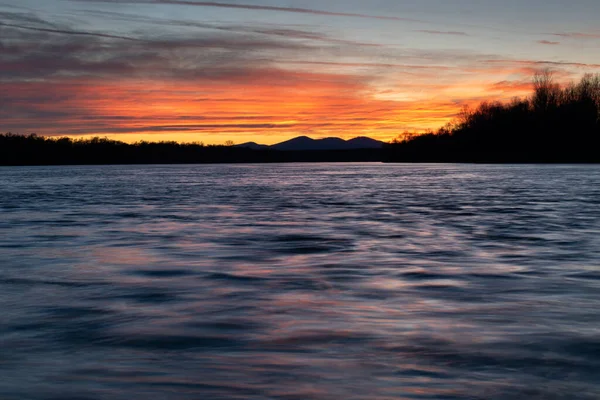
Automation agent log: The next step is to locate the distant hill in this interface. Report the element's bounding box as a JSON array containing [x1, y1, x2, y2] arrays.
[[233, 142, 269, 150], [237, 136, 385, 151], [0, 133, 386, 165], [346, 137, 386, 149]]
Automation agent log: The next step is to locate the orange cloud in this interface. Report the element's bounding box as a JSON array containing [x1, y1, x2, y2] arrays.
[[0, 62, 553, 144], [3, 11, 598, 144], [2, 73, 470, 143]]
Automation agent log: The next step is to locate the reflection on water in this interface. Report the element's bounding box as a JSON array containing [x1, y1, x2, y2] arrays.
[[1, 163, 600, 399]]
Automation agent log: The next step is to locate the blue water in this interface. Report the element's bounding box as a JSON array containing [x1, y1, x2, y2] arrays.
[[1, 163, 600, 399]]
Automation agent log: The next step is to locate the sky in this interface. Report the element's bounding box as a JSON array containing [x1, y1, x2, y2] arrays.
[[2, 0, 600, 144]]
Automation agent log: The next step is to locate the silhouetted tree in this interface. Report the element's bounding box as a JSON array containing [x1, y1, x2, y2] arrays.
[[0, 134, 383, 165], [387, 72, 600, 162]]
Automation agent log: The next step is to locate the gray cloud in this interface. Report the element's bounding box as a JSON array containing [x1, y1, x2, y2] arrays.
[[485, 59, 600, 69], [68, 0, 422, 22], [550, 32, 600, 39], [416, 30, 468, 36], [0, 21, 140, 41], [0, 11, 327, 82], [284, 60, 457, 71], [71, 9, 380, 46], [538, 40, 560, 45]]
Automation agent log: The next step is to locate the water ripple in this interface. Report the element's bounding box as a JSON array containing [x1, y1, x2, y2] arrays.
[[0, 164, 599, 399]]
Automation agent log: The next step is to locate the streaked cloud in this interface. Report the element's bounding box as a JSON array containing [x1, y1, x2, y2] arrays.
[[550, 32, 600, 39], [2, 0, 600, 143], [70, 9, 381, 46], [67, 0, 422, 22], [0, 21, 140, 40], [484, 59, 600, 70], [416, 30, 468, 36], [489, 80, 532, 93], [537, 40, 560, 45]]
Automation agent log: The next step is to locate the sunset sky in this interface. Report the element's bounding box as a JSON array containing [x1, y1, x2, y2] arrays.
[[2, 0, 600, 144]]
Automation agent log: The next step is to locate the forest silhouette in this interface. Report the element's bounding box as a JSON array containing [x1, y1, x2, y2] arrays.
[[387, 71, 600, 162], [2, 72, 599, 165], [0, 134, 381, 165]]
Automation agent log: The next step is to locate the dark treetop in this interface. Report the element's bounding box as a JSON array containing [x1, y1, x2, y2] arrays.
[[2, 73, 599, 165], [387, 72, 600, 163]]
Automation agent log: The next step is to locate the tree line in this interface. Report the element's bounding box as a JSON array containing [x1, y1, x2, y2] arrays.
[[2, 72, 599, 165], [387, 72, 600, 162], [0, 134, 381, 165]]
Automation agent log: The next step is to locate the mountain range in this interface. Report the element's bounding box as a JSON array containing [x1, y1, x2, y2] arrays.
[[234, 136, 385, 151]]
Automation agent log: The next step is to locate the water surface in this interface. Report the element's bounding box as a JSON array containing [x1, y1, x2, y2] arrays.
[[1, 164, 600, 399]]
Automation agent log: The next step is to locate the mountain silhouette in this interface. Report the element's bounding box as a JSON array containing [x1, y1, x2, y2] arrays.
[[272, 136, 346, 151], [233, 141, 269, 150], [236, 136, 385, 151], [345, 136, 385, 149]]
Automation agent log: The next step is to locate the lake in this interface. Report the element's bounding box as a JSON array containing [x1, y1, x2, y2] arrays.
[[1, 163, 599, 399]]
